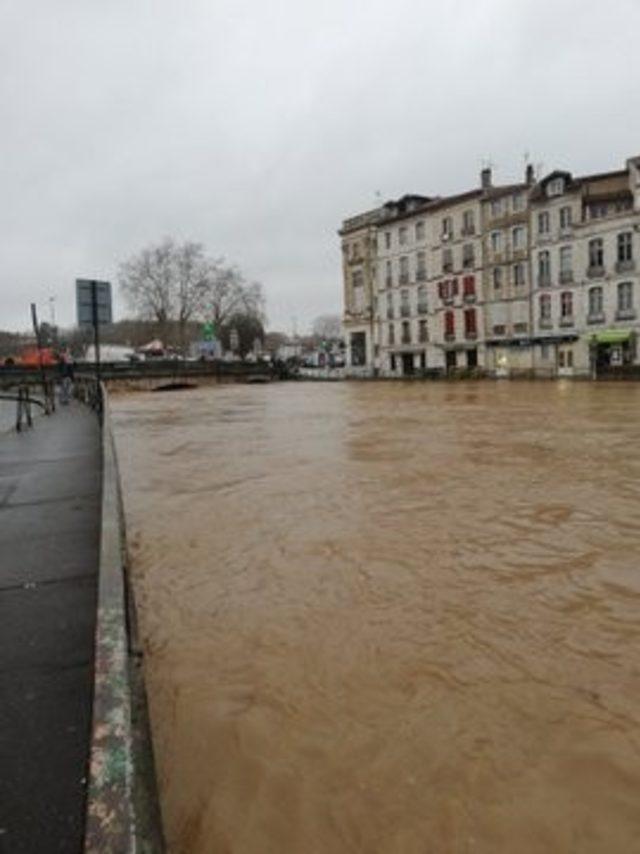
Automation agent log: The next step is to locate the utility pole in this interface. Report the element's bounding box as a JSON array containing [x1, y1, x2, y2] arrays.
[[91, 281, 101, 388], [31, 303, 52, 414]]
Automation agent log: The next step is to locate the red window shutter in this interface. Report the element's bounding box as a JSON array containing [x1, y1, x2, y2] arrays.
[[465, 309, 477, 334], [464, 275, 475, 295], [445, 310, 455, 335]]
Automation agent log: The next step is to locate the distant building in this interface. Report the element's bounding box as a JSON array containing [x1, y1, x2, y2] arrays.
[[339, 154, 640, 378]]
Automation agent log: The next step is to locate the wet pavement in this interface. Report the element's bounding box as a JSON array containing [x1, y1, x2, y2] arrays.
[[0, 404, 101, 853]]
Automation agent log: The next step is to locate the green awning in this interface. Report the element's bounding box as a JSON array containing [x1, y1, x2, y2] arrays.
[[591, 329, 633, 345]]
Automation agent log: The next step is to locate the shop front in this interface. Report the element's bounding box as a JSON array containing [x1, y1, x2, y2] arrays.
[[590, 329, 636, 376]]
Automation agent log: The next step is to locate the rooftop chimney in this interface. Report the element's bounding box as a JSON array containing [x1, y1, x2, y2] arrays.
[[526, 163, 535, 185], [481, 167, 492, 189]]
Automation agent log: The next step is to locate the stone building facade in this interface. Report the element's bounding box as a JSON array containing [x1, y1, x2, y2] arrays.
[[340, 154, 640, 377]]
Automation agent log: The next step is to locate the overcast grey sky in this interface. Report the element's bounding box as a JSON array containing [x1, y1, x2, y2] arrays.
[[2, 0, 639, 333]]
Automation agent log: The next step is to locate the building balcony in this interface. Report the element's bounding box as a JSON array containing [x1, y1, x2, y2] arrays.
[[539, 318, 553, 329], [442, 263, 453, 274], [587, 312, 606, 325], [616, 308, 637, 321], [465, 331, 478, 340], [385, 277, 393, 288], [399, 273, 409, 285], [401, 336, 412, 345], [559, 269, 574, 284], [463, 292, 477, 304], [400, 306, 411, 318], [616, 259, 636, 274], [417, 303, 428, 315], [462, 258, 475, 270], [444, 332, 456, 342], [538, 275, 551, 288], [559, 316, 575, 327], [386, 311, 394, 320], [587, 265, 605, 279], [461, 224, 476, 236], [416, 268, 427, 282]]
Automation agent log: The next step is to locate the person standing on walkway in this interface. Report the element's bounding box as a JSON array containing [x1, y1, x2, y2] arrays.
[[58, 350, 75, 405]]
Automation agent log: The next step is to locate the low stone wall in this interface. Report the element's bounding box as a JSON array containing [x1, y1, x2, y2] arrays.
[[84, 387, 164, 853]]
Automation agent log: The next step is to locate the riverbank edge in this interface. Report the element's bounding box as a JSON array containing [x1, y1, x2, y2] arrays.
[[84, 386, 165, 853]]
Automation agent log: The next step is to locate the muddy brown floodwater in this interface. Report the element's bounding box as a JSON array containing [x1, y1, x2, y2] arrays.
[[111, 381, 640, 854]]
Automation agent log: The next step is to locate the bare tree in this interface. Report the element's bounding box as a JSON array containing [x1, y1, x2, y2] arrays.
[[203, 264, 265, 333], [312, 314, 342, 342], [119, 238, 265, 352]]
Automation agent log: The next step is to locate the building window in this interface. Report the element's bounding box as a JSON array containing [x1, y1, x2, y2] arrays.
[[385, 260, 393, 287], [590, 203, 608, 219], [618, 232, 633, 263], [417, 285, 428, 314], [560, 291, 573, 318], [463, 275, 476, 298], [462, 243, 475, 268], [513, 262, 525, 286], [493, 267, 502, 289], [384, 231, 391, 249], [538, 250, 550, 284], [588, 286, 603, 316], [462, 210, 475, 234], [512, 226, 525, 250], [416, 251, 427, 281], [388, 323, 395, 345], [464, 309, 477, 338], [444, 310, 455, 338], [491, 231, 502, 252], [415, 220, 425, 242], [490, 198, 501, 218], [399, 255, 409, 284], [442, 248, 453, 272], [548, 178, 564, 197], [539, 293, 551, 320], [547, 177, 564, 196], [386, 292, 394, 319], [538, 211, 550, 234], [418, 319, 428, 343], [442, 216, 453, 239], [400, 289, 410, 317], [492, 324, 506, 336], [559, 246, 572, 283], [618, 281, 634, 312], [513, 322, 528, 334], [589, 238, 604, 269], [560, 206, 572, 229], [541, 343, 550, 360], [512, 193, 524, 211], [401, 320, 411, 344], [399, 226, 407, 245]]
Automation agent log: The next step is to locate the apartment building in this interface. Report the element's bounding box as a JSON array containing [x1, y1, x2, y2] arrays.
[[339, 207, 382, 373], [530, 158, 640, 376], [375, 194, 434, 375], [482, 167, 534, 376], [339, 153, 640, 378]]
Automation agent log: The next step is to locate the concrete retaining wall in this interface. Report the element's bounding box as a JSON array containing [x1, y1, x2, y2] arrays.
[[84, 386, 164, 853]]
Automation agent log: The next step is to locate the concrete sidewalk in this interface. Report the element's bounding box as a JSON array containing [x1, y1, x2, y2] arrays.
[[0, 403, 101, 854]]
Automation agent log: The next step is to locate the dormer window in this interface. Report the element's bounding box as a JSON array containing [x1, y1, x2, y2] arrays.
[[547, 177, 564, 197]]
